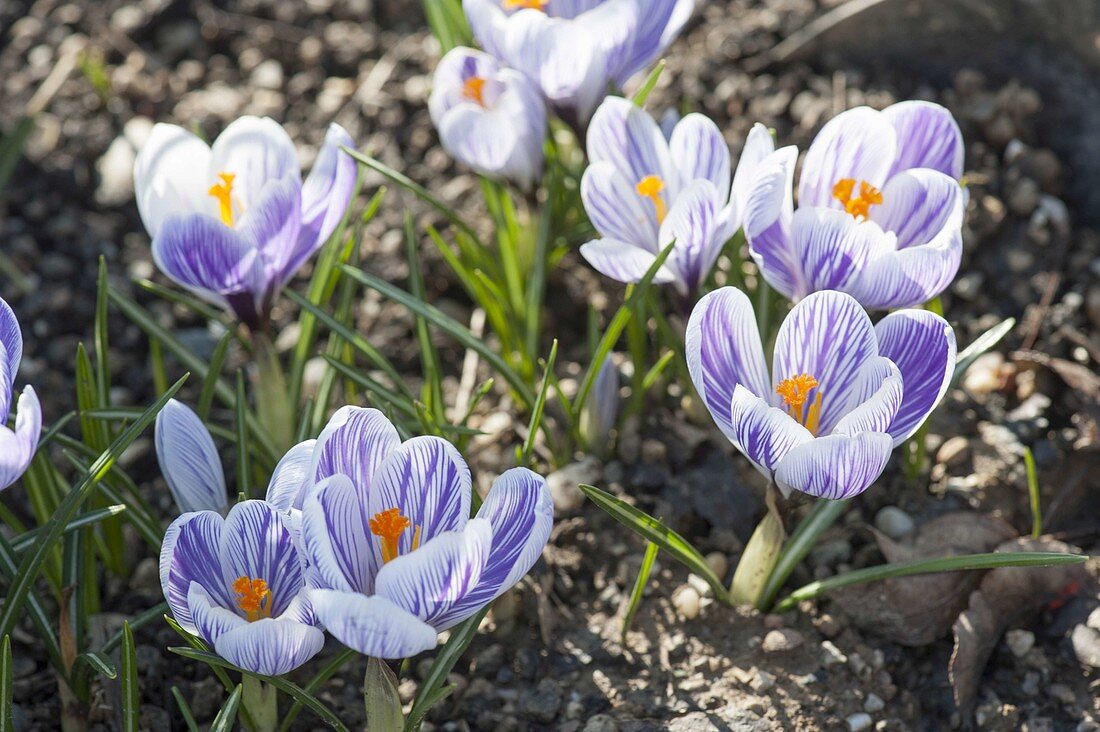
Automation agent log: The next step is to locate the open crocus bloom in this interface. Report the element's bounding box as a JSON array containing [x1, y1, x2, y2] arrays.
[[743, 101, 966, 309], [580, 97, 776, 296], [687, 288, 956, 499], [0, 297, 40, 492], [133, 116, 357, 328], [160, 500, 324, 675], [463, 0, 693, 126], [155, 399, 229, 514], [429, 47, 547, 187], [295, 407, 553, 659]]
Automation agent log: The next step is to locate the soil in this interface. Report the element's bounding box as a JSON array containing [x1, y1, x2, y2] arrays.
[[1, 0, 1099, 730]]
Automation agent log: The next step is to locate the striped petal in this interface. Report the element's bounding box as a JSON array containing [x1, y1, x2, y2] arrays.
[[237, 174, 303, 296], [830, 357, 904, 436], [870, 169, 964, 250], [432, 468, 553, 629], [798, 107, 897, 210], [188, 582, 245, 647], [151, 213, 259, 307], [293, 123, 358, 274], [731, 123, 776, 215], [615, 0, 693, 81], [300, 474, 374, 594], [209, 116, 301, 211], [133, 123, 213, 238], [310, 589, 438, 659], [669, 113, 730, 198], [463, 0, 509, 58], [876, 309, 956, 445], [789, 207, 889, 296], [0, 297, 22, 390], [884, 100, 964, 179], [774, 432, 893, 499], [744, 146, 801, 300], [374, 519, 492, 627], [660, 180, 736, 294], [771, 291, 878, 432], [579, 239, 678, 286], [265, 440, 316, 512], [729, 385, 814, 477], [587, 96, 675, 193], [155, 399, 228, 514], [219, 500, 304, 619], [581, 161, 659, 250], [0, 386, 40, 492], [311, 406, 401, 491], [214, 618, 325, 676], [367, 437, 473, 559], [685, 287, 771, 442], [160, 511, 234, 634]]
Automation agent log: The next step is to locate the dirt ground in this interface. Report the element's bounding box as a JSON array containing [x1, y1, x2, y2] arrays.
[[1, 0, 1099, 729]]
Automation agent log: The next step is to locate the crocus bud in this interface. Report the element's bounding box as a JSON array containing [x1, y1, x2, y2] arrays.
[[580, 356, 620, 454]]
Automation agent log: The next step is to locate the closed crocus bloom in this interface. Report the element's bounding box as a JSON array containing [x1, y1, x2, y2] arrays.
[[743, 101, 966, 309], [0, 297, 40, 492], [155, 399, 229, 514], [463, 0, 693, 126], [580, 97, 776, 296], [298, 407, 553, 659], [687, 288, 955, 499], [160, 500, 324, 675], [133, 117, 357, 328], [429, 47, 547, 187]]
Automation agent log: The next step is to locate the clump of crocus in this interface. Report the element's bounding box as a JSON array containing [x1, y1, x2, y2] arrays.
[[580, 97, 775, 297], [160, 499, 324, 675], [742, 102, 966, 309], [295, 407, 553, 658], [429, 47, 547, 188], [463, 0, 694, 127], [133, 116, 357, 329], [0, 297, 40, 492], [687, 287, 955, 498]]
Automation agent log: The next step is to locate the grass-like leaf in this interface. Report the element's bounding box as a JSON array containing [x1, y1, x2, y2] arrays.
[[773, 551, 1087, 613], [1025, 448, 1042, 539], [1, 636, 13, 732], [276, 649, 356, 732], [404, 607, 489, 732], [421, 0, 473, 51], [952, 317, 1015, 385], [630, 60, 666, 107], [210, 684, 243, 732], [171, 687, 201, 732], [519, 340, 557, 466], [756, 498, 849, 612], [579, 484, 729, 603], [120, 622, 139, 732], [621, 541, 659, 642]]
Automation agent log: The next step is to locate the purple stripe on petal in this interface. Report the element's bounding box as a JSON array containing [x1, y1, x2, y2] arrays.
[[155, 399, 228, 514], [685, 287, 771, 442], [300, 475, 373, 594], [187, 583, 245, 647], [731, 123, 776, 216], [587, 96, 674, 190], [294, 123, 358, 273], [830, 357, 904, 437], [772, 291, 879, 432], [0, 386, 41, 492], [151, 213, 259, 306], [133, 123, 213, 238], [884, 100, 965, 179], [581, 161, 659, 250], [0, 297, 23, 388], [368, 436, 472, 557], [312, 406, 401, 490], [219, 500, 304, 619], [209, 116, 301, 212], [848, 220, 963, 310], [870, 169, 963, 250], [214, 618, 325, 676], [160, 511, 233, 633], [374, 519, 492, 627], [743, 146, 801, 300], [660, 180, 734, 294], [237, 174, 303, 297], [774, 432, 893, 499], [798, 107, 897, 210], [433, 468, 553, 629], [310, 589, 438, 659], [876, 309, 956, 445], [729, 385, 814, 477], [669, 113, 730, 198], [790, 207, 888, 295], [615, 0, 693, 81]]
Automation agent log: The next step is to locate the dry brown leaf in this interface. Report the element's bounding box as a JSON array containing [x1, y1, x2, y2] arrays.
[[949, 537, 1092, 719], [832, 512, 1016, 645]]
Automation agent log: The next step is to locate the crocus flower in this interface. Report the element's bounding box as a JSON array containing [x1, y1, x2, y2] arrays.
[[687, 287, 955, 499], [155, 399, 229, 514], [743, 101, 966, 309], [0, 297, 40, 492], [463, 0, 694, 126], [297, 407, 553, 658], [160, 500, 324, 675], [580, 355, 620, 450], [429, 47, 547, 188], [580, 97, 776, 296], [133, 116, 357, 328]]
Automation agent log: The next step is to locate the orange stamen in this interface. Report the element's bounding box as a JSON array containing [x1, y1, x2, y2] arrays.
[[462, 76, 487, 107], [369, 508, 421, 563], [776, 373, 823, 434], [233, 576, 272, 622], [502, 0, 547, 9], [832, 178, 883, 219], [207, 172, 237, 227], [635, 175, 668, 224]]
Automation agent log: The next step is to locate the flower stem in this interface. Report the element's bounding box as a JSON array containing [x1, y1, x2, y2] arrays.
[[241, 675, 278, 732], [729, 484, 786, 607], [756, 497, 850, 612]]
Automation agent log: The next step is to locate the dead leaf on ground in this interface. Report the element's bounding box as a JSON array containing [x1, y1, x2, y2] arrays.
[[950, 537, 1092, 719], [832, 512, 1016, 645]]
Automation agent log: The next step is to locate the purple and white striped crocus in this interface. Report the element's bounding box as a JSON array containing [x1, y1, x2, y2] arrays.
[[687, 287, 955, 499], [429, 47, 547, 188], [580, 97, 776, 296], [464, 0, 694, 127], [0, 297, 40, 492], [295, 406, 553, 659], [155, 399, 229, 514], [160, 500, 324, 675], [133, 116, 357, 328], [743, 101, 966, 309]]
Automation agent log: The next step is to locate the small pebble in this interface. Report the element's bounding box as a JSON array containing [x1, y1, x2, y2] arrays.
[[864, 694, 885, 713], [1005, 629, 1035, 658], [762, 628, 804, 653], [1048, 684, 1075, 705], [936, 435, 971, 467], [873, 506, 915, 539], [821, 640, 848, 666], [847, 712, 873, 732], [749, 669, 775, 693], [672, 585, 701, 620], [705, 551, 728, 580]]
